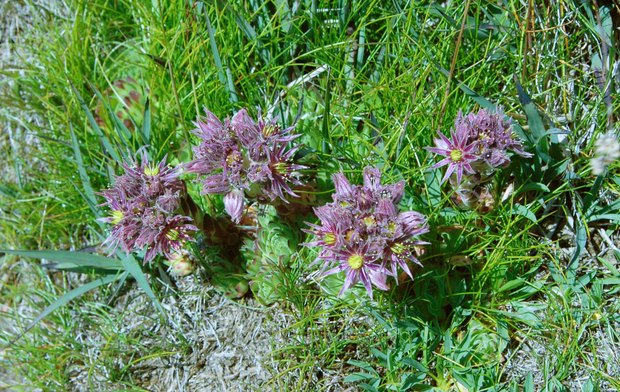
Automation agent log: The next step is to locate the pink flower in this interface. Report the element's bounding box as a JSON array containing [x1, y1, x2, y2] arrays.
[[322, 240, 389, 299], [425, 109, 533, 187], [426, 128, 478, 185], [186, 108, 308, 222], [303, 166, 428, 298], [99, 151, 196, 263]]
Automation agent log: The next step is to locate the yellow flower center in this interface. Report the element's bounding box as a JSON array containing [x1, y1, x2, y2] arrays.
[[391, 243, 406, 255], [363, 215, 376, 228], [450, 149, 463, 162], [226, 151, 242, 166], [323, 233, 336, 246], [262, 124, 278, 137], [347, 254, 364, 270], [144, 164, 160, 176], [273, 162, 289, 175], [110, 210, 124, 225], [166, 229, 180, 241]]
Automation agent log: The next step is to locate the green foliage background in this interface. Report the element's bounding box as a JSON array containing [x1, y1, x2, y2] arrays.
[[1, 0, 619, 390]]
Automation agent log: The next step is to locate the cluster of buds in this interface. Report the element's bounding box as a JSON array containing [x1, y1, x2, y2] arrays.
[[185, 109, 307, 223], [426, 108, 532, 208], [304, 166, 428, 299], [99, 150, 197, 263]]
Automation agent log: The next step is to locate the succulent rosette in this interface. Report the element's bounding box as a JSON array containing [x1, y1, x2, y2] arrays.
[[186, 108, 307, 223], [303, 166, 428, 298], [99, 150, 197, 263]]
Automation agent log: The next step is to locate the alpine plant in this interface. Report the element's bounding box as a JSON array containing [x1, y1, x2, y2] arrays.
[[99, 150, 197, 263], [304, 166, 428, 299], [426, 108, 532, 208], [185, 109, 306, 223]]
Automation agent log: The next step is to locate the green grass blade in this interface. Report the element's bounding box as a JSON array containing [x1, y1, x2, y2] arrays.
[[69, 122, 101, 221], [321, 72, 332, 154], [514, 76, 546, 145], [87, 80, 132, 160], [118, 252, 165, 317], [5, 273, 122, 347], [204, 9, 238, 103], [1, 249, 124, 270], [141, 97, 151, 145], [69, 79, 122, 163], [4, 249, 168, 317]]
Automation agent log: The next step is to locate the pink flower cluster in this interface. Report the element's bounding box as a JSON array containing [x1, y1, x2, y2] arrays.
[[426, 108, 532, 185], [185, 109, 306, 223], [304, 167, 428, 298], [99, 151, 197, 263]]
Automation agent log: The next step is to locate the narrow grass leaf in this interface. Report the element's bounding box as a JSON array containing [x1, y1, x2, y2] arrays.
[[430, 59, 495, 111], [69, 122, 100, 220], [321, 73, 332, 153], [88, 80, 133, 157], [1, 249, 123, 270], [204, 10, 238, 103], [141, 97, 151, 145], [5, 273, 122, 347], [69, 79, 122, 163], [597, 257, 620, 276], [118, 252, 165, 316]]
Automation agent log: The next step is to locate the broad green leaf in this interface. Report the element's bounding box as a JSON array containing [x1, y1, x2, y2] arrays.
[[599, 277, 620, 285], [514, 77, 546, 144], [517, 182, 550, 194], [347, 360, 378, 374], [568, 223, 587, 277], [524, 373, 535, 392], [274, 0, 291, 33], [344, 372, 378, 383], [401, 357, 428, 373], [511, 204, 537, 223], [497, 278, 525, 293]]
